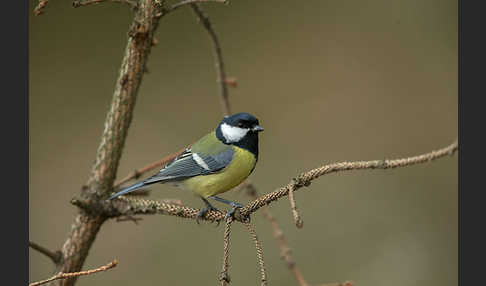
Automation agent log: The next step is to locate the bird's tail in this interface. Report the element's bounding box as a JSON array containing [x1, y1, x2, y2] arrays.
[[108, 181, 147, 200]]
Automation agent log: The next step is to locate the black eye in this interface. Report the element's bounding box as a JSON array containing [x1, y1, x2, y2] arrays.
[[237, 122, 245, 127]]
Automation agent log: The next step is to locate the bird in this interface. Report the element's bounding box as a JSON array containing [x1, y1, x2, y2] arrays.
[[108, 112, 264, 222]]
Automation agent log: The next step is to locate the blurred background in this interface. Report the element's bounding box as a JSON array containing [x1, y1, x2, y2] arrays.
[[29, 0, 457, 285]]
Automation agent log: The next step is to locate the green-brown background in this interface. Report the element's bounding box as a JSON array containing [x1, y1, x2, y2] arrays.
[[29, 1, 457, 285]]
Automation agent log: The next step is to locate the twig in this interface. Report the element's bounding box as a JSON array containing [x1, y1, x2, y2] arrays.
[[317, 281, 353, 286], [239, 139, 458, 218], [245, 222, 267, 286], [220, 217, 233, 286], [34, 0, 49, 16], [121, 189, 151, 197], [224, 77, 238, 88], [116, 215, 143, 224], [29, 260, 118, 286], [29, 241, 62, 264], [72, 0, 138, 9], [288, 184, 304, 228], [191, 3, 231, 116], [113, 145, 190, 188], [94, 140, 458, 223], [247, 184, 309, 286], [171, 0, 227, 12]]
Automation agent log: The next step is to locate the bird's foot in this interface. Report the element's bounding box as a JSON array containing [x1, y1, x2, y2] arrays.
[[196, 203, 219, 224], [209, 196, 247, 222], [224, 202, 245, 221]]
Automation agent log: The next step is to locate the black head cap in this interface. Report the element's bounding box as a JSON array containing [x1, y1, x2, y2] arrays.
[[216, 112, 264, 157]]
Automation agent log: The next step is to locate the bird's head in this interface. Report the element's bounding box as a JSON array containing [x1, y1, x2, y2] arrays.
[[216, 112, 264, 145]]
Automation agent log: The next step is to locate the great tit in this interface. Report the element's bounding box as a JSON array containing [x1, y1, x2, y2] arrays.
[[109, 112, 264, 221]]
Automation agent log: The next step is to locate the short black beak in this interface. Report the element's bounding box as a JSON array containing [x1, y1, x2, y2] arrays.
[[252, 125, 264, 132]]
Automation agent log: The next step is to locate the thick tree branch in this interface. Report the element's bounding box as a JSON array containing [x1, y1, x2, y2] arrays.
[[112, 2, 232, 189], [29, 260, 118, 286], [85, 0, 161, 195], [29, 241, 62, 265], [52, 1, 164, 285]]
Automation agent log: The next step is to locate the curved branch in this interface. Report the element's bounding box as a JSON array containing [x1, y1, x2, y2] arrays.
[[191, 3, 231, 115], [245, 222, 267, 286], [240, 139, 458, 217], [247, 184, 309, 286], [29, 260, 117, 286], [73, 140, 457, 223]]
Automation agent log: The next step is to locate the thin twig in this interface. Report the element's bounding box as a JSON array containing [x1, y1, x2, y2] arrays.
[[116, 215, 143, 224], [29, 241, 62, 264], [288, 184, 304, 228], [29, 260, 118, 286], [245, 222, 267, 286], [72, 0, 138, 9], [317, 281, 353, 286], [34, 0, 50, 15], [247, 184, 309, 286], [191, 3, 231, 116], [171, 0, 227, 12], [95, 140, 458, 223], [113, 145, 190, 188], [220, 217, 233, 286], [239, 139, 458, 218], [224, 77, 238, 88]]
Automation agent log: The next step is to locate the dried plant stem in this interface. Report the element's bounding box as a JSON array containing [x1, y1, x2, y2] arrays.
[[317, 281, 353, 286], [113, 145, 190, 188], [171, 0, 227, 11], [72, 0, 138, 8], [29, 260, 118, 286], [191, 3, 231, 115], [247, 184, 309, 286], [239, 140, 458, 218], [245, 222, 267, 286], [90, 140, 458, 223], [220, 217, 233, 286], [29, 241, 62, 265], [34, 0, 50, 15], [288, 185, 304, 228]]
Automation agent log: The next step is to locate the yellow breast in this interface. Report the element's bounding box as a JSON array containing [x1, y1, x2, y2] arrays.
[[182, 147, 257, 198]]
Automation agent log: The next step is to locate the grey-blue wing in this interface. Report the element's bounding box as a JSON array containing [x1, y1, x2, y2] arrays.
[[143, 148, 234, 184]]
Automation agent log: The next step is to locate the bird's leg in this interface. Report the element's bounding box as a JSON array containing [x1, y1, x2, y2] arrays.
[[210, 196, 245, 220], [196, 197, 220, 224]]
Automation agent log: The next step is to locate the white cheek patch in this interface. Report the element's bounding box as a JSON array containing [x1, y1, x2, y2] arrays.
[[220, 123, 249, 143], [192, 153, 210, 170]]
